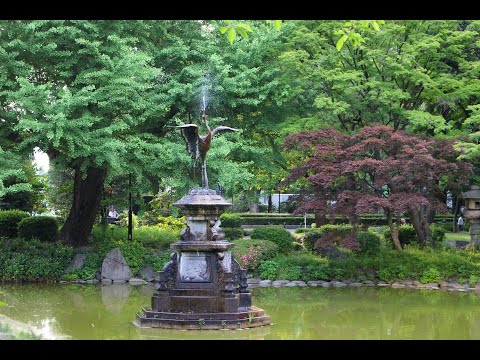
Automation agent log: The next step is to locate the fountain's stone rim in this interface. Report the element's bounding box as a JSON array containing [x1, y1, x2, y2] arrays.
[[171, 241, 234, 251], [173, 188, 232, 207]]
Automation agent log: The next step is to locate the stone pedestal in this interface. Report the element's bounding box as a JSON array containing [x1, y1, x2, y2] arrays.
[[135, 189, 271, 330]]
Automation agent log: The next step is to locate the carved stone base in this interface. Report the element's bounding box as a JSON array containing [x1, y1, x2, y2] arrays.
[[134, 306, 271, 330]]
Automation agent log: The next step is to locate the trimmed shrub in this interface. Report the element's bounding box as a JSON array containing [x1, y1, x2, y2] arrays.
[[220, 213, 242, 228], [431, 224, 446, 245], [250, 226, 295, 254], [0, 210, 29, 238], [294, 227, 315, 234], [17, 216, 58, 243], [303, 230, 323, 252], [357, 231, 381, 254], [223, 227, 244, 241]]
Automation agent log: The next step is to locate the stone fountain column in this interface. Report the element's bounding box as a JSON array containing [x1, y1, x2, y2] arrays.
[[135, 188, 271, 330]]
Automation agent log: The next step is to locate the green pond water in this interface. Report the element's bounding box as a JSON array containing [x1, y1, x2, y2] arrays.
[[2, 284, 480, 339]]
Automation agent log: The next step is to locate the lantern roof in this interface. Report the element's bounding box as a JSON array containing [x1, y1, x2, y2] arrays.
[[462, 185, 480, 199]]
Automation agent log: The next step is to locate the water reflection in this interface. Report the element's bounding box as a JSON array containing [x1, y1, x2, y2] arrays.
[[1, 284, 480, 339]]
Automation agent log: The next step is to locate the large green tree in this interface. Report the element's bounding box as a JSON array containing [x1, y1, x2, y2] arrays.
[[1, 20, 287, 245]]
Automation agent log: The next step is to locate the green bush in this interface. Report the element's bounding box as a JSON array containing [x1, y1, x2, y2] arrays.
[[250, 226, 295, 254], [116, 210, 138, 228], [0, 210, 29, 238], [357, 231, 381, 254], [431, 224, 447, 245], [153, 216, 185, 232], [384, 224, 447, 248], [258, 260, 279, 280], [303, 230, 323, 252], [420, 267, 441, 284], [0, 239, 74, 281], [294, 227, 315, 234], [259, 254, 330, 281], [17, 216, 58, 243], [223, 227, 244, 241], [220, 213, 242, 228], [91, 225, 177, 250], [63, 252, 103, 280], [231, 239, 279, 270], [384, 225, 418, 248]]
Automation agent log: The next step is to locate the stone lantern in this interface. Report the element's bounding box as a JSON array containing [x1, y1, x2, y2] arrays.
[[462, 185, 480, 248]]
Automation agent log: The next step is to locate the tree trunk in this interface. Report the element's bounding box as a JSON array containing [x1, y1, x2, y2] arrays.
[[248, 189, 260, 213], [59, 165, 107, 247], [314, 210, 327, 227], [453, 194, 460, 233], [408, 207, 432, 246], [387, 210, 402, 251], [427, 208, 436, 224], [267, 194, 273, 213]]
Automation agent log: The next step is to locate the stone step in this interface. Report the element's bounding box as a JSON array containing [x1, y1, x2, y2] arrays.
[[135, 313, 272, 330], [142, 308, 265, 321]]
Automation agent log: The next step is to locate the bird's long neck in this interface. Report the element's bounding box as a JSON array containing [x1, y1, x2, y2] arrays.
[[202, 109, 211, 133]]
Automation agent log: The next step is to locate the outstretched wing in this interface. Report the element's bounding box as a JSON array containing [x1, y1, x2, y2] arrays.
[[174, 124, 199, 160], [211, 126, 239, 138]]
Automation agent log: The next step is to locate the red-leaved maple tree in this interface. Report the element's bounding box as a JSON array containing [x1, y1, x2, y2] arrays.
[[284, 125, 472, 250]]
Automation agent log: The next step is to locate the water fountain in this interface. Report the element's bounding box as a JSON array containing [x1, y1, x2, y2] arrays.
[[135, 105, 271, 330]]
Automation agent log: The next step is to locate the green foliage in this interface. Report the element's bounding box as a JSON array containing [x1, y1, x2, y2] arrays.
[[250, 226, 295, 254], [138, 192, 178, 226], [0, 161, 47, 213], [116, 210, 138, 229], [255, 244, 480, 283], [0, 238, 74, 281], [431, 224, 447, 245], [17, 216, 58, 243], [153, 216, 185, 232], [357, 231, 381, 254], [91, 225, 178, 251], [63, 252, 103, 280], [223, 227, 244, 241], [231, 239, 278, 270], [294, 227, 314, 234], [0, 210, 29, 238], [384, 225, 418, 248], [220, 213, 242, 228], [258, 260, 279, 280], [303, 230, 322, 252], [420, 268, 442, 284], [336, 20, 384, 50], [259, 254, 330, 281], [220, 20, 278, 44]]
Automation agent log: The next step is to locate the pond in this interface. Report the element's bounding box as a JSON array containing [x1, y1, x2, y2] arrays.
[[1, 284, 480, 339]]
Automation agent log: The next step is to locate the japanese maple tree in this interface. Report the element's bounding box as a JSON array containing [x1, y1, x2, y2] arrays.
[[284, 125, 472, 250]]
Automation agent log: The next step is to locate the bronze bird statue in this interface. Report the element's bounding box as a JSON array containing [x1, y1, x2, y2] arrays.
[[172, 112, 238, 189]]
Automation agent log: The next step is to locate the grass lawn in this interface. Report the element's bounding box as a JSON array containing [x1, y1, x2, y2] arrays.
[[445, 232, 471, 241]]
